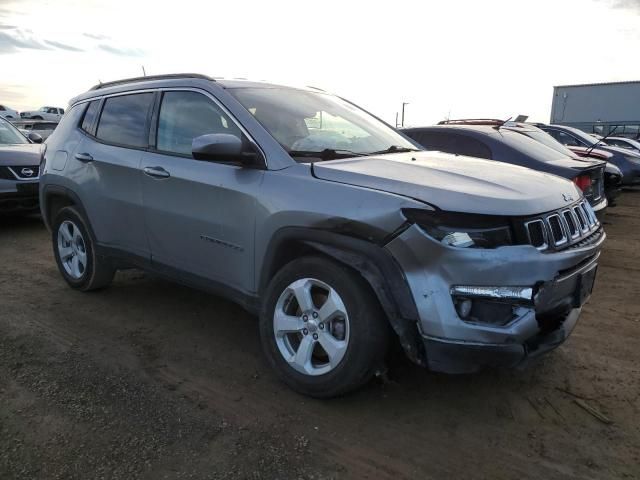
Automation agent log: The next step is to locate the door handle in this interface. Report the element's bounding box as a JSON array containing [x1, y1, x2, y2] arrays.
[[143, 166, 170, 179], [74, 152, 93, 163]]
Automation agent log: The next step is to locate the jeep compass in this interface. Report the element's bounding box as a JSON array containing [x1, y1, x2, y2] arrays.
[[40, 74, 605, 397]]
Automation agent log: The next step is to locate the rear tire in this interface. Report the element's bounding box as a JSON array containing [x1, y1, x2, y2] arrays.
[[52, 206, 115, 291], [260, 255, 388, 398]]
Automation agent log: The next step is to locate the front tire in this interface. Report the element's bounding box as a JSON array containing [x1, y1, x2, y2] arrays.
[[260, 256, 388, 398], [52, 206, 115, 291]]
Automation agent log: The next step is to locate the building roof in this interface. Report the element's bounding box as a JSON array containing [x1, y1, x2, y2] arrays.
[[554, 80, 640, 89]]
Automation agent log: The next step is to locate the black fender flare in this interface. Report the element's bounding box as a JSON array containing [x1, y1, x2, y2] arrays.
[[41, 184, 92, 236], [259, 227, 427, 366]]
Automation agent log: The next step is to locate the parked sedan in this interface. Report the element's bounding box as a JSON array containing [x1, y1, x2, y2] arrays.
[[0, 116, 43, 215], [495, 121, 622, 207], [0, 104, 19, 120], [536, 124, 640, 186], [401, 121, 608, 216], [569, 146, 623, 206], [20, 106, 65, 121], [606, 137, 640, 154]]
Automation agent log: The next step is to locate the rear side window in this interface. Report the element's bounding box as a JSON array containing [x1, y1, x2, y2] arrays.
[[415, 132, 492, 159], [156, 91, 242, 156], [80, 101, 101, 135], [547, 129, 581, 147], [96, 93, 154, 148]]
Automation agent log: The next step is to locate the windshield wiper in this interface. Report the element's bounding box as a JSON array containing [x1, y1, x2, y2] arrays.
[[586, 126, 618, 155], [288, 148, 367, 161], [366, 145, 420, 155]]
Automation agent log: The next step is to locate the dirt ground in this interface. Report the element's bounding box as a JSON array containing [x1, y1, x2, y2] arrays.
[[1, 193, 639, 480]]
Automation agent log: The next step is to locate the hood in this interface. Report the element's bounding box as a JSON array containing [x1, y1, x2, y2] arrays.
[[312, 151, 582, 216], [0, 143, 43, 166]]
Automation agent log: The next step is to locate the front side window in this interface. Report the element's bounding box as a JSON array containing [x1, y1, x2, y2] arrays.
[[96, 93, 154, 148], [229, 87, 417, 161], [156, 91, 241, 156], [0, 117, 28, 144]]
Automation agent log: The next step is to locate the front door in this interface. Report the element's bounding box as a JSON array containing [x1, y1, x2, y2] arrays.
[[141, 90, 263, 294]]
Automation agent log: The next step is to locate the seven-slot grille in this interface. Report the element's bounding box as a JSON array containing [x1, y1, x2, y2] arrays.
[[0, 165, 40, 180], [524, 200, 599, 251]]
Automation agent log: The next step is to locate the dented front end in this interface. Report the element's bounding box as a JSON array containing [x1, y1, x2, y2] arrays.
[[385, 201, 605, 374]]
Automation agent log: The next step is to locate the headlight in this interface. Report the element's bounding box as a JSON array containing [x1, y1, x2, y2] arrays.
[[402, 208, 514, 248]]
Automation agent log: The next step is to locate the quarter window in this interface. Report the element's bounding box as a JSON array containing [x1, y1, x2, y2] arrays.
[[156, 91, 241, 156], [81, 100, 101, 135], [96, 93, 154, 148]]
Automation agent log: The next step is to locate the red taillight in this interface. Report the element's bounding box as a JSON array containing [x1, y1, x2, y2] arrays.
[[573, 174, 591, 192]]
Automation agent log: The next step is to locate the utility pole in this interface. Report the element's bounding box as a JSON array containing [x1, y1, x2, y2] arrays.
[[401, 102, 409, 127], [395, 112, 399, 128]]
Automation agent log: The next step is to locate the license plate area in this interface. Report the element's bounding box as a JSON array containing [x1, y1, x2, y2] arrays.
[[16, 182, 39, 195], [574, 265, 597, 307]]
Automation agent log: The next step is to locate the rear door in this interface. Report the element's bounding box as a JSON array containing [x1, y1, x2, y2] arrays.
[[74, 93, 154, 258], [141, 89, 263, 293]]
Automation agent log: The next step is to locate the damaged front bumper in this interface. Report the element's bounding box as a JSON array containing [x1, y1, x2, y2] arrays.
[[385, 224, 605, 374]]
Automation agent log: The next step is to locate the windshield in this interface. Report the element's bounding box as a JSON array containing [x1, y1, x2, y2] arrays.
[[229, 87, 417, 161], [515, 129, 577, 157], [39, 107, 49, 112], [494, 129, 570, 163], [0, 118, 29, 144]]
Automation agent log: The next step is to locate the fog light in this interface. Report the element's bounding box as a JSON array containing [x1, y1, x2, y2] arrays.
[[455, 298, 473, 319], [450, 285, 533, 302]]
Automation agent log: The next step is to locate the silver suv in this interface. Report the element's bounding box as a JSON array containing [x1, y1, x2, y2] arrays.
[[40, 74, 605, 397]]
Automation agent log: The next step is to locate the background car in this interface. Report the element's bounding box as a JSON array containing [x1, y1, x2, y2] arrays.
[[0, 116, 43, 215], [536, 123, 640, 186], [0, 104, 20, 120], [401, 120, 608, 215], [20, 106, 65, 121], [15, 120, 59, 141], [493, 120, 623, 207], [569, 146, 623, 206], [606, 136, 640, 154]]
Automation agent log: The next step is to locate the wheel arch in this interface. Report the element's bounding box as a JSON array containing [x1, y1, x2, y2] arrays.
[[41, 185, 91, 236], [259, 227, 427, 366]]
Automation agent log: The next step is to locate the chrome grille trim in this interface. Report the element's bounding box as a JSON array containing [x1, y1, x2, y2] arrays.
[[525, 199, 601, 252], [524, 219, 548, 251], [546, 214, 568, 246]]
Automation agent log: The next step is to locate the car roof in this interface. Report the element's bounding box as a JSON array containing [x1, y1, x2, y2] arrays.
[[402, 124, 506, 136], [71, 74, 319, 106]]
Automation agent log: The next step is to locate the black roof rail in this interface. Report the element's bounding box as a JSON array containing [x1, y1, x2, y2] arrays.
[[438, 118, 505, 126], [90, 73, 216, 91]]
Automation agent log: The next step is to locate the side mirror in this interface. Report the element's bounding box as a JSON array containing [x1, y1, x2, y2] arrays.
[[28, 132, 43, 144], [192, 133, 262, 167]]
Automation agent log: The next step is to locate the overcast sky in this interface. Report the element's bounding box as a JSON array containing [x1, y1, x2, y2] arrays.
[[0, 0, 639, 125]]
